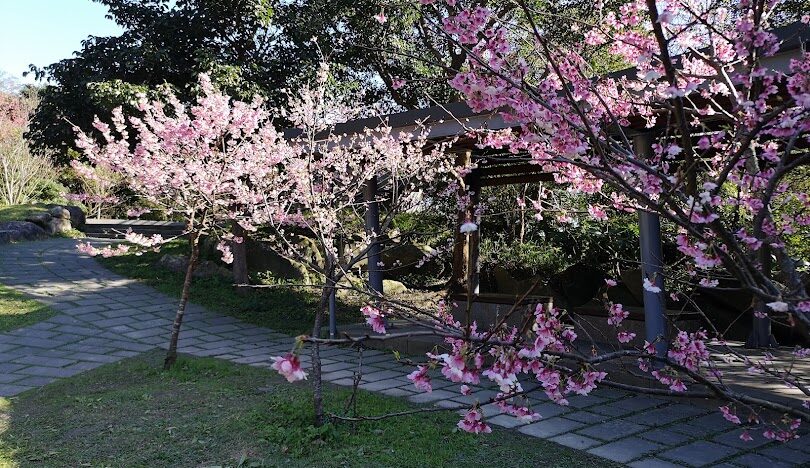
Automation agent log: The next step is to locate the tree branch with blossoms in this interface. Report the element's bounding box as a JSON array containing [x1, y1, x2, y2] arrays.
[[267, 0, 809, 443]]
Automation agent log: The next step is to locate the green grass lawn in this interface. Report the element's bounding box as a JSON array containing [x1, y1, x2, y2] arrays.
[[0, 351, 618, 467], [0, 284, 57, 332], [0, 204, 50, 223], [96, 241, 361, 335]]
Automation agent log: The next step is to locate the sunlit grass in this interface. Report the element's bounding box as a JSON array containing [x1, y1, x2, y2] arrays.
[[0, 284, 57, 332]]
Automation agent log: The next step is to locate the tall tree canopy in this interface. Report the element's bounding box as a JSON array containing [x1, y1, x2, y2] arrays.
[[28, 0, 624, 162], [27, 0, 285, 162]]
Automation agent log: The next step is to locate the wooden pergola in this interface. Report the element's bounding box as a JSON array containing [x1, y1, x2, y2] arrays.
[[321, 22, 808, 350], [322, 101, 673, 351]]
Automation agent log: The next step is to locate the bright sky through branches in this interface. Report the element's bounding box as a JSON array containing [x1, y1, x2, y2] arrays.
[[0, 0, 123, 85]]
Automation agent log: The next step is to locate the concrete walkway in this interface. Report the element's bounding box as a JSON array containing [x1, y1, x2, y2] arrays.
[[0, 239, 807, 467]]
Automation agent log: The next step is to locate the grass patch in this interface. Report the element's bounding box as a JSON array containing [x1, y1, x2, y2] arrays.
[[0, 204, 51, 223], [0, 351, 618, 467], [0, 284, 57, 332], [96, 241, 361, 335]]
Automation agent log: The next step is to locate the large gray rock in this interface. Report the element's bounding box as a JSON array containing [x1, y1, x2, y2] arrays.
[[0, 221, 49, 244], [547, 263, 606, 309], [493, 265, 545, 296], [24, 212, 51, 229], [49, 206, 71, 219], [383, 279, 408, 295], [244, 236, 314, 283], [380, 242, 445, 279], [64, 205, 86, 230], [48, 217, 73, 235]]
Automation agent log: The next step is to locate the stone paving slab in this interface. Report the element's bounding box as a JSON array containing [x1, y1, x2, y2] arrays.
[[519, 417, 585, 438], [659, 441, 739, 466], [588, 437, 664, 463], [0, 238, 808, 467]]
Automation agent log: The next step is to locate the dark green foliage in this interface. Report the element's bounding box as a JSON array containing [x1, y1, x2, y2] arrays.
[[26, 0, 286, 162], [479, 184, 643, 280], [26, 0, 635, 163]]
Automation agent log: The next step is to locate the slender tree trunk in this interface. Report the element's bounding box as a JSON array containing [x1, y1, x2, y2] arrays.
[[164, 231, 200, 370], [231, 221, 249, 287], [311, 278, 332, 426]]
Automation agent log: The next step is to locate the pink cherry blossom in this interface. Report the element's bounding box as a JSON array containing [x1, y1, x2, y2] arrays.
[[271, 354, 307, 383], [361, 305, 386, 334], [457, 408, 492, 434], [407, 365, 433, 393], [720, 405, 741, 424], [617, 331, 636, 343]]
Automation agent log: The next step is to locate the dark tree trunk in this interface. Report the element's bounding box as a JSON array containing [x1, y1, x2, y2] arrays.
[[164, 231, 200, 370], [746, 300, 779, 349], [746, 245, 778, 348], [311, 278, 332, 426], [231, 222, 249, 287]]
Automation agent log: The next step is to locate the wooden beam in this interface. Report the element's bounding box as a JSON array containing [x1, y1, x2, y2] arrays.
[[479, 172, 555, 187], [476, 162, 544, 177]]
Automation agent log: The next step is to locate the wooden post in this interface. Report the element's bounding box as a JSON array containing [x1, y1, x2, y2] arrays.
[[468, 172, 481, 296], [231, 221, 249, 286], [364, 176, 384, 294], [450, 150, 480, 295], [634, 133, 668, 359]]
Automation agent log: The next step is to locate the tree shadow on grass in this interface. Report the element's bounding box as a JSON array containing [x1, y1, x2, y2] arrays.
[[96, 242, 361, 336]]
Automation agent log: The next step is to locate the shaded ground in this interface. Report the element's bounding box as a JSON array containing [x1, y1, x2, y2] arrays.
[[97, 241, 362, 335], [0, 351, 613, 468], [97, 240, 442, 335], [1, 238, 808, 467], [0, 284, 56, 332]]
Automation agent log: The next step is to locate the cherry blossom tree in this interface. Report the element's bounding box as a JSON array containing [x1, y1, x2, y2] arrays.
[[74, 64, 461, 424], [244, 64, 460, 425], [73, 75, 287, 369], [272, 0, 808, 441]]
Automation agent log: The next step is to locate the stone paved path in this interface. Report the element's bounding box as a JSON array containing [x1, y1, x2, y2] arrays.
[[1, 239, 808, 467]]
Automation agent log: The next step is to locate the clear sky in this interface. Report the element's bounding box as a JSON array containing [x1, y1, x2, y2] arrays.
[[0, 0, 124, 84]]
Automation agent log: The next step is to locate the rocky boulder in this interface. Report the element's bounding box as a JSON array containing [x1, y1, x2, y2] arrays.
[[620, 268, 644, 304], [492, 266, 545, 296], [24, 211, 51, 229], [379, 242, 445, 280], [46, 206, 73, 235], [382, 279, 409, 295], [244, 236, 315, 283], [49, 206, 70, 219], [0, 221, 49, 244], [64, 205, 86, 230], [21, 205, 84, 234]]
